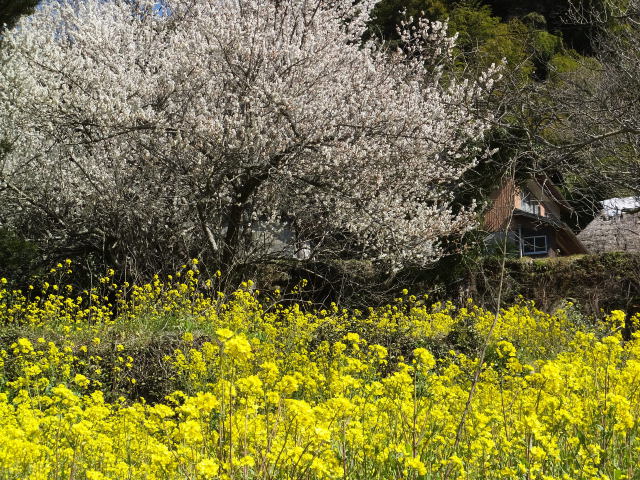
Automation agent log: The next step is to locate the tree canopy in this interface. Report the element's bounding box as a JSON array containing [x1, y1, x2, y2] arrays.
[[0, 0, 499, 277]]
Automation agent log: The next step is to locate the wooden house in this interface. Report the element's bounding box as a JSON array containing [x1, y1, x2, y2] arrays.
[[484, 177, 588, 257]]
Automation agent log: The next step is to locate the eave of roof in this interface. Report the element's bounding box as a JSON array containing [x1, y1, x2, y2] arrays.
[[512, 209, 589, 254], [533, 175, 574, 215]]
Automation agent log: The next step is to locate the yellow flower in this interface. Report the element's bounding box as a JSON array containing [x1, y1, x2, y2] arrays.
[[344, 332, 361, 343], [496, 340, 517, 358], [86, 471, 107, 480], [215, 328, 234, 341], [196, 458, 219, 478], [73, 374, 90, 388], [405, 456, 427, 475], [413, 347, 435, 370], [182, 332, 194, 343], [224, 335, 252, 361], [236, 455, 255, 468]]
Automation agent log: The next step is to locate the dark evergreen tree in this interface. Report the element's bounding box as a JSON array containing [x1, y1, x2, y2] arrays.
[[1, 0, 40, 32]]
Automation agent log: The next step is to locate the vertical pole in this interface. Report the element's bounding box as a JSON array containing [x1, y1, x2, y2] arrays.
[[518, 225, 523, 257]]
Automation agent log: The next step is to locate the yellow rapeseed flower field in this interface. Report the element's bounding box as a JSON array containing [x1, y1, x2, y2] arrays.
[[0, 263, 639, 479]]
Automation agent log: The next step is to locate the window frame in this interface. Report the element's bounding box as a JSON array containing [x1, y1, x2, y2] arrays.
[[522, 234, 548, 255], [520, 189, 541, 216]]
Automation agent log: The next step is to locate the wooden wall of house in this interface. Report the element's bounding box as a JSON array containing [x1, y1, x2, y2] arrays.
[[484, 179, 518, 232], [526, 180, 561, 219]]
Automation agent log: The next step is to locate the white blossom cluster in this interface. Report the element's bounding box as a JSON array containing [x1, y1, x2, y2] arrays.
[[0, 0, 499, 270]]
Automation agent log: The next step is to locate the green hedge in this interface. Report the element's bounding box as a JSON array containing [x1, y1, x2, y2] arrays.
[[467, 253, 640, 320]]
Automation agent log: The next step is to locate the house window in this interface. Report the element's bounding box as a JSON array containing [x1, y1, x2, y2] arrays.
[[522, 235, 547, 255], [520, 190, 540, 215]]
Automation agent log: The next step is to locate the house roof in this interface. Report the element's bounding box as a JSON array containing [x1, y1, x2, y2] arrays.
[[601, 197, 640, 217], [513, 210, 589, 254], [533, 175, 574, 215], [513, 209, 564, 228], [577, 199, 640, 253]]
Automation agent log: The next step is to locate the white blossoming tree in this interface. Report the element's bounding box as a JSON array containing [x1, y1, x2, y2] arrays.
[[0, 0, 498, 276]]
